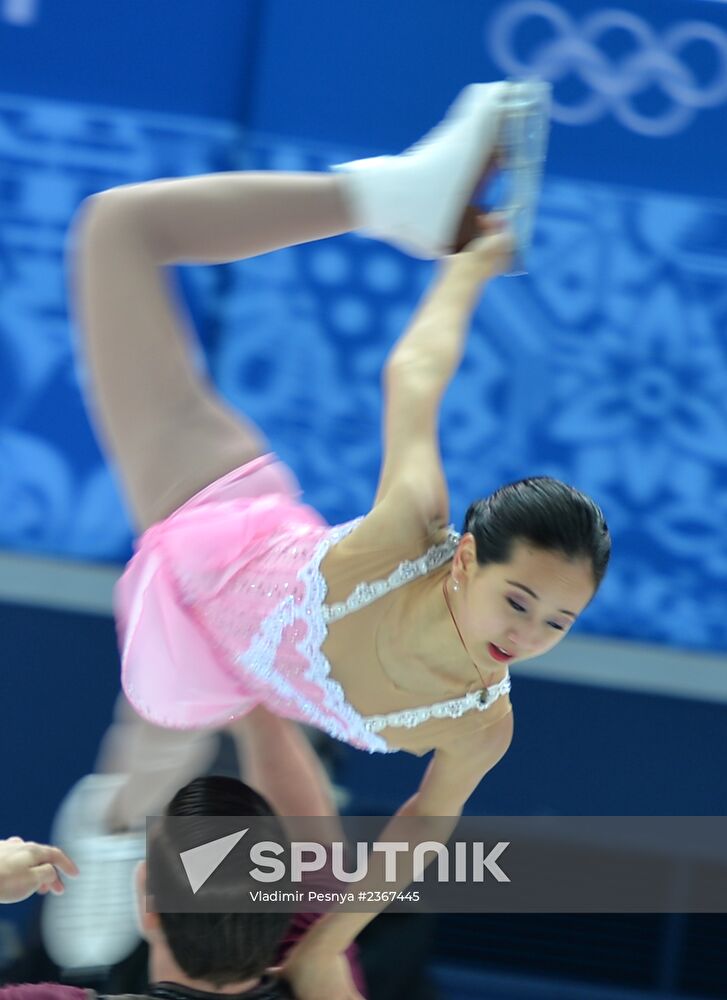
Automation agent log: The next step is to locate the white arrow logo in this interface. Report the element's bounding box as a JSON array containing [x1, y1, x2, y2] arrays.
[[180, 829, 248, 894]]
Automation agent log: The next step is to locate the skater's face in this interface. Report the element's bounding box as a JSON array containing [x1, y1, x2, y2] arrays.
[[453, 537, 595, 668]]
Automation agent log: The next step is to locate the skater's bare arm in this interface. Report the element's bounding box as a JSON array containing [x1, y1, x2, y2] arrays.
[[281, 711, 514, 991], [370, 223, 514, 526]]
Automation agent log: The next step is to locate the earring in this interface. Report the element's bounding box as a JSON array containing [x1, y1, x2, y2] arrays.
[[453, 581, 459, 592]]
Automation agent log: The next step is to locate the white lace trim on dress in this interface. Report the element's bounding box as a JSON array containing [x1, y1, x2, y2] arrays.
[[361, 672, 512, 733], [294, 517, 397, 753], [323, 527, 461, 623]]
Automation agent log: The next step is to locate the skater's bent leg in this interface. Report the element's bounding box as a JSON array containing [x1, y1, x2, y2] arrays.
[[96, 693, 220, 831], [72, 173, 354, 531]]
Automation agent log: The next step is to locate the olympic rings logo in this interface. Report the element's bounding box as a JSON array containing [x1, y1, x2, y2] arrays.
[[488, 1, 727, 136], [2, 0, 39, 26]]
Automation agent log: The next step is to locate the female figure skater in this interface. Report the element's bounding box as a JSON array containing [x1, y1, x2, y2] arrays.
[[68, 82, 609, 998]]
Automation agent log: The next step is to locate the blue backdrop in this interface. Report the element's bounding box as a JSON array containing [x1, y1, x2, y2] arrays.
[[1, 0, 726, 651]]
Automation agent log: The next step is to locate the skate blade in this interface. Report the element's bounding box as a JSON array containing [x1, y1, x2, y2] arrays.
[[498, 81, 551, 275], [450, 81, 551, 270]]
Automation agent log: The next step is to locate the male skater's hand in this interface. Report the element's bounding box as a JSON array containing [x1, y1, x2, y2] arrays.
[[0, 836, 79, 903]]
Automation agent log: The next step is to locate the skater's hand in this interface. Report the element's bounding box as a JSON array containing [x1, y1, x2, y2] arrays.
[[444, 212, 515, 282], [0, 836, 79, 903], [279, 948, 365, 1000]]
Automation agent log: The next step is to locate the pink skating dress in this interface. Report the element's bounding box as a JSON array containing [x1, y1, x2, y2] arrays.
[[115, 453, 511, 754]]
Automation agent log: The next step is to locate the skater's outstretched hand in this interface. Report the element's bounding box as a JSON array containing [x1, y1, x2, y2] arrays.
[[0, 836, 79, 903]]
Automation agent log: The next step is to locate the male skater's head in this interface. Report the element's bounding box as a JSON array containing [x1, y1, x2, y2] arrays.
[[138, 775, 292, 995]]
